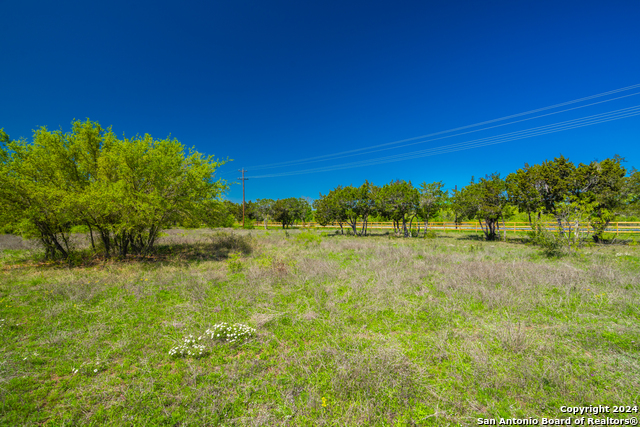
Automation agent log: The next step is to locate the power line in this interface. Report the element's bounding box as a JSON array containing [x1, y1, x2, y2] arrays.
[[233, 82, 640, 172], [240, 90, 640, 172], [249, 107, 640, 178], [246, 105, 640, 178]]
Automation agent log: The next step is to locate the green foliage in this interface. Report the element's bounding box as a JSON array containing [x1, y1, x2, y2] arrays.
[[0, 120, 229, 260], [506, 166, 544, 224], [272, 197, 310, 229], [417, 181, 447, 231], [295, 231, 321, 246], [424, 230, 437, 239], [375, 180, 419, 237], [313, 186, 348, 233], [205, 323, 256, 344], [528, 222, 564, 257], [209, 231, 254, 256], [528, 198, 595, 256], [227, 252, 243, 272], [475, 173, 509, 241], [253, 198, 275, 229]]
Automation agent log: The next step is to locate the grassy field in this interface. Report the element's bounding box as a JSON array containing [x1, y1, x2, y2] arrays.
[[1, 229, 639, 426]]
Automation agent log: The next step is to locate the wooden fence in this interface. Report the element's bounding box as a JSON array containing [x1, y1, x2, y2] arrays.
[[255, 221, 640, 235]]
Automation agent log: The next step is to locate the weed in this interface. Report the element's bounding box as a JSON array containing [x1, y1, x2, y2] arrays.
[[169, 334, 208, 358], [209, 231, 254, 256], [227, 252, 243, 272], [205, 323, 256, 344], [295, 231, 321, 246]]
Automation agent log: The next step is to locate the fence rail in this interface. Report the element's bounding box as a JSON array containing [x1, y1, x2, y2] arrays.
[[254, 221, 640, 234]]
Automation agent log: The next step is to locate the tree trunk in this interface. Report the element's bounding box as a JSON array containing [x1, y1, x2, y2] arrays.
[[556, 217, 565, 236], [408, 214, 417, 237], [87, 222, 96, 252], [402, 215, 408, 238], [479, 219, 488, 240]]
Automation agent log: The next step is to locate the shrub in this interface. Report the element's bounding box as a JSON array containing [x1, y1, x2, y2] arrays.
[[296, 232, 321, 246], [209, 232, 253, 256], [227, 252, 243, 273], [528, 222, 564, 257]]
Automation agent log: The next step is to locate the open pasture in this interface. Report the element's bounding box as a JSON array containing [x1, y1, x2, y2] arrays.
[[0, 229, 639, 426]]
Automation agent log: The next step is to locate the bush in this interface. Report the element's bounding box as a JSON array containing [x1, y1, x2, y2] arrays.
[[227, 252, 243, 273], [528, 223, 564, 257], [209, 232, 254, 257], [296, 232, 321, 246]]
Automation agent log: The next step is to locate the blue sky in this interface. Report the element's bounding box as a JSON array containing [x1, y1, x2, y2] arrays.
[[2, 0, 639, 203]]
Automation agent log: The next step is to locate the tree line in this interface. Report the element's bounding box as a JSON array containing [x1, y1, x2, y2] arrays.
[[2, 119, 638, 260], [235, 155, 639, 242]]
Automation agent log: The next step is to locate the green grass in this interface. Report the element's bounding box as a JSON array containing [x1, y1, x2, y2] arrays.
[[0, 229, 639, 426]]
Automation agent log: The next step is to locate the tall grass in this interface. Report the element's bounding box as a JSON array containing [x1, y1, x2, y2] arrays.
[[0, 229, 638, 425]]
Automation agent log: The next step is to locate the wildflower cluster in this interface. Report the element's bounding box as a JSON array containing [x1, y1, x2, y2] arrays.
[[169, 334, 208, 358], [205, 323, 256, 344]]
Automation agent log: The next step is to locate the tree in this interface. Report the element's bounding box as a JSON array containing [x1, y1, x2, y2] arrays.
[[313, 188, 348, 234], [417, 181, 447, 235], [528, 155, 581, 234], [578, 156, 627, 242], [375, 180, 418, 237], [506, 165, 544, 225], [0, 126, 83, 259], [451, 175, 508, 241], [272, 197, 309, 229], [449, 184, 478, 227], [627, 168, 640, 217], [253, 199, 275, 229], [474, 174, 509, 241], [223, 200, 243, 223], [0, 120, 229, 259]]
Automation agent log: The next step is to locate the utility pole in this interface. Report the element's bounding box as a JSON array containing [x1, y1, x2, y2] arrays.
[[238, 169, 248, 227]]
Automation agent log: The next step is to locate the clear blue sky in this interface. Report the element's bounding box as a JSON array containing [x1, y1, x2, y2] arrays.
[[2, 0, 639, 203]]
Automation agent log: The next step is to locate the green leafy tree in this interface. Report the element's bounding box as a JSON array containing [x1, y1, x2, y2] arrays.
[[449, 184, 478, 227], [313, 188, 348, 234], [0, 120, 229, 259], [272, 197, 309, 229], [375, 180, 418, 237], [578, 156, 627, 242], [506, 165, 544, 225], [474, 173, 509, 241], [253, 198, 275, 229], [0, 127, 81, 259], [417, 181, 447, 235], [528, 155, 582, 234], [627, 168, 640, 217]]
